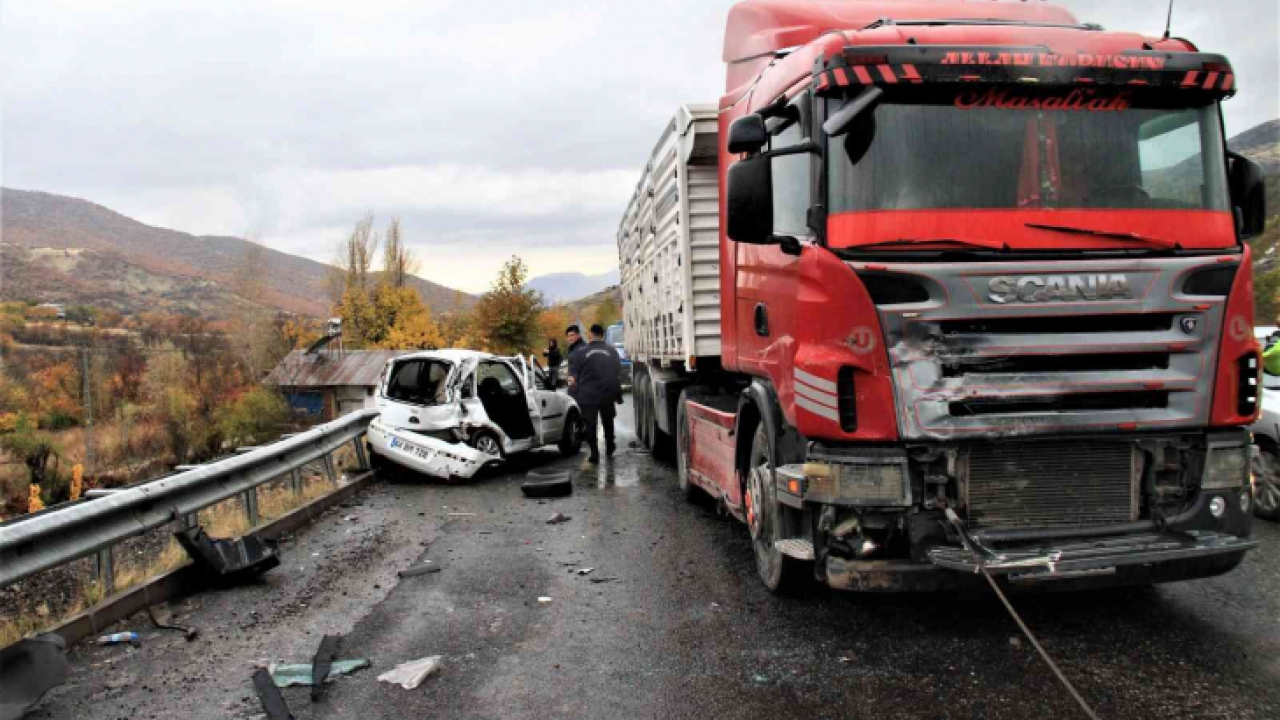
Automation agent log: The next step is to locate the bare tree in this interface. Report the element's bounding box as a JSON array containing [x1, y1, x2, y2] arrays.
[[381, 217, 420, 289]]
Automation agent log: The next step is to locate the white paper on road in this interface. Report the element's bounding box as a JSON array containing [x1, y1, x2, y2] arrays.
[[377, 655, 443, 690]]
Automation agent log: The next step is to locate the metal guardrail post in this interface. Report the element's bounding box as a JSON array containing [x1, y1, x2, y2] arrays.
[[291, 468, 303, 496], [243, 488, 260, 527], [353, 438, 369, 471], [95, 546, 115, 594], [322, 454, 338, 485]]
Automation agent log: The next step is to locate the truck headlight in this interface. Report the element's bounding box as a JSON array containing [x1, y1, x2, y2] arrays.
[[1202, 444, 1248, 490], [797, 455, 912, 507]]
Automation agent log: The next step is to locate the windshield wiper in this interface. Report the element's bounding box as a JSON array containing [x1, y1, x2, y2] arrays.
[[852, 237, 1010, 251], [1025, 222, 1182, 250]]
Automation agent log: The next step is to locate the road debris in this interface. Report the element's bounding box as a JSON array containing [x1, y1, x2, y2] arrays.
[[95, 632, 140, 646], [377, 656, 443, 690], [575, 567, 595, 575], [589, 577, 618, 584], [268, 660, 371, 687], [547, 512, 571, 524], [447, 512, 476, 517], [1009, 636, 1023, 649], [398, 564, 442, 578], [252, 667, 294, 720], [538, 596, 553, 603], [174, 525, 280, 581], [148, 605, 198, 641], [0, 633, 67, 720], [310, 634, 341, 702]]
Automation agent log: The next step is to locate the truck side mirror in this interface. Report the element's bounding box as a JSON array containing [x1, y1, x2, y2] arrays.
[[727, 154, 773, 244], [727, 114, 767, 154], [1228, 152, 1267, 240]]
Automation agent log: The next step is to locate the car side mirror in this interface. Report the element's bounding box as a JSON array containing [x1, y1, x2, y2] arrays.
[[727, 114, 767, 155], [727, 154, 772, 244], [1228, 152, 1267, 240]]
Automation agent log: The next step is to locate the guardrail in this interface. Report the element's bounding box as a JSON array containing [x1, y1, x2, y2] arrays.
[[0, 408, 379, 589]]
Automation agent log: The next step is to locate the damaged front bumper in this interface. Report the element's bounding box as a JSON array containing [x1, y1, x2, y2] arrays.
[[367, 420, 499, 481]]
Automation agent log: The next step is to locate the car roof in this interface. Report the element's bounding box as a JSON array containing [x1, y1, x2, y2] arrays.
[[390, 348, 504, 364]]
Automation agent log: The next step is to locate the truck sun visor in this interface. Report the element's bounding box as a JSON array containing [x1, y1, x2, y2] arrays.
[[815, 46, 1237, 96]]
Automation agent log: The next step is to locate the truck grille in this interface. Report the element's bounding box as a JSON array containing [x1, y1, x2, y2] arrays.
[[966, 442, 1137, 530]]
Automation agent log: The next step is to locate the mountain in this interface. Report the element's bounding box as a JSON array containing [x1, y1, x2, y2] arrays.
[[1230, 119, 1280, 175], [0, 188, 473, 317], [527, 269, 620, 303]]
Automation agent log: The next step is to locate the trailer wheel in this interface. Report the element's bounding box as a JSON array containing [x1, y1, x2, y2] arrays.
[[1252, 445, 1280, 521], [675, 392, 700, 501], [746, 423, 809, 594]]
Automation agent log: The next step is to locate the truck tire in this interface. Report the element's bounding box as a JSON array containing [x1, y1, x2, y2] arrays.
[[746, 423, 810, 594], [1252, 445, 1280, 521], [635, 372, 652, 450], [675, 392, 700, 501]]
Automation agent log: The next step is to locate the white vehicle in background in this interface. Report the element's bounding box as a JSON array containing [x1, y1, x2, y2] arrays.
[[1250, 326, 1280, 520], [367, 349, 582, 481]]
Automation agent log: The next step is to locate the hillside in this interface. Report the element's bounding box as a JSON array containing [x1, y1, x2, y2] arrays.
[[0, 188, 474, 317], [527, 269, 621, 303]]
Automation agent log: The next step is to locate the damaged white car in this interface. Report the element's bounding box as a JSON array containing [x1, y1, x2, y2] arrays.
[[367, 349, 583, 481]]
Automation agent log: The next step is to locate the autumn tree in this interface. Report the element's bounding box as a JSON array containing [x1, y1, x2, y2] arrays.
[[472, 256, 543, 355], [370, 286, 444, 350], [1, 414, 61, 496], [331, 214, 381, 345], [593, 296, 621, 329], [381, 217, 420, 289]]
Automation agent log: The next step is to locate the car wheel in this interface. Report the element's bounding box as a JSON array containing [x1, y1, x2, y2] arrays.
[[559, 412, 583, 457], [469, 430, 504, 459], [746, 423, 810, 594], [675, 392, 699, 501], [1252, 445, 1280, 521]]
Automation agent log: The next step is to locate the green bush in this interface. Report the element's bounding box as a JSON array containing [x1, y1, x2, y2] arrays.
[[216, 387, 290, 447]]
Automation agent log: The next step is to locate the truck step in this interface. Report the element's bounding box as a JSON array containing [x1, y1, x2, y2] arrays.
[[774, 539, 815, 561]]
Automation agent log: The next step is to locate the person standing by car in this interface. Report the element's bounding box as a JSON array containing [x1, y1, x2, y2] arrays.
[[543, 338, 563, 387], [570, 324, 623, 462], [564, 325, 586, 399]]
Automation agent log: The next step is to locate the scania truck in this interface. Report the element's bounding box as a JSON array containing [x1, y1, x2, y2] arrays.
[[620, 0, 1269, 592]]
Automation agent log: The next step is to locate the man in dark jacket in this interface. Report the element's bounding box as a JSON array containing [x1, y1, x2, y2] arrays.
[[570, 324, 623, 462], [564, 325, 586, 399]]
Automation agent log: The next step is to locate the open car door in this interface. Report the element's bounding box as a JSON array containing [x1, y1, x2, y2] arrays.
[[508, 355, 544, 445]]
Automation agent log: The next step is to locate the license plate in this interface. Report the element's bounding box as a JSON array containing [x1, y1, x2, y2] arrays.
[[388, 435, 435, 462]]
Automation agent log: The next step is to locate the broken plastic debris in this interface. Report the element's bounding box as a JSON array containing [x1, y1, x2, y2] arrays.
[[398, 564, 442, 579], [447, 512, 476, 517], [96, 632, 140, 646], [537, 597, 553, 603], [268, 659, 371, 687], [377, 656, 443, 690], [547, 512, 571, 525], [575, 567, 595, 575]]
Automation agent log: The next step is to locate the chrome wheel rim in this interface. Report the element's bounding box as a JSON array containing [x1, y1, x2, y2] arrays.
[[476, 435, 500, 456], [1253, 449, 1280, 513]]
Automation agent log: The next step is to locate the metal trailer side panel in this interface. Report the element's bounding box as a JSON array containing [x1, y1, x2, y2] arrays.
[[619, 104, 720, 369]]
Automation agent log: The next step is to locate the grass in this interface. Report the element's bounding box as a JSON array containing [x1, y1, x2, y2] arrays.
[[0, 463, 342, 648]]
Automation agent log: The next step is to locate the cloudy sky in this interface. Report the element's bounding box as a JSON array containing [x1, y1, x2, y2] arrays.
[[2, 0, 1277, 293]]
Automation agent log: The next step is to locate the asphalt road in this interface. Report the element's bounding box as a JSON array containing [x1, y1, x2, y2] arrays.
[[31, 395, 1280, 719]]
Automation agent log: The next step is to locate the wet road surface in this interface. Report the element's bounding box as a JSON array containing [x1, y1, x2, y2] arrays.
[[32, 396, 1280, 719]]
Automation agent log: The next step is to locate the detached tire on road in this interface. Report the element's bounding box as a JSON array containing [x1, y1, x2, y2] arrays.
[[521, 469, 572, 498]]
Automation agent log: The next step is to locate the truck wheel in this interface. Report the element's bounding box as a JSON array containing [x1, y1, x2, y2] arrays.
[[746, 423, 809, 594], [1252, 446, 1280, 521], [675, 392, 699, 501], [558, 412, 583, 457]]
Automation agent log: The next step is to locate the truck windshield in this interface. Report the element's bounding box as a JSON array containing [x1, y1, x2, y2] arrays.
[[828, 88, 1229, 213], [606, 323, 624, 346]]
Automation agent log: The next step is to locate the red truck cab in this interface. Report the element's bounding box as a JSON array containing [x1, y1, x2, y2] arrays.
[[624, 0, 1268, 593]]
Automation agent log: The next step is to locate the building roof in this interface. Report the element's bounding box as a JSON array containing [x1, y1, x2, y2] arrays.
[[264, 349, 408, 388]]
